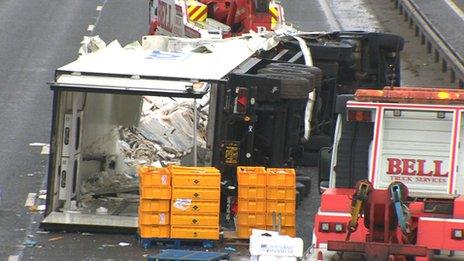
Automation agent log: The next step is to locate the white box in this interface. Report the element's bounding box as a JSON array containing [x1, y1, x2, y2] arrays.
[[250, 230, 303, 258]]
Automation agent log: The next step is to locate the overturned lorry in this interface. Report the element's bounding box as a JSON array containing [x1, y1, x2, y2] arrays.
[[42, 31, 403, 231]]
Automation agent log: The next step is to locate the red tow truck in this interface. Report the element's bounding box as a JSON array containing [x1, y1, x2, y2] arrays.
[[148, 0, 285, 38], [312, 87, 464, 260]]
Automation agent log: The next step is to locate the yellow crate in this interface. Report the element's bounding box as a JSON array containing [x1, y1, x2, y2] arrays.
[[266, 168, 296, 187], [138, 166, 171, 187], [139, 199, 171, 212], [171, 173, 220, 188], [170, 226, 219, 240], [138, 225, 170, 238], [238, 186, 266, 200], [236, 225, 266, 239], [171, 199, 219, 214], [267, 226, 296, 237], [237, 213, 266, 226], [171, 214, 219, 226], [237, 199, 266, 213], [172, 187, 220, 200], [237, 166, 266, 187], [266, 187, 295, 201], [140, 186, 172, 199], [169, 166, 219, 173], [266, 200, 295, 214], [138, 211, 170, 225], [265, 213, 295, 227]]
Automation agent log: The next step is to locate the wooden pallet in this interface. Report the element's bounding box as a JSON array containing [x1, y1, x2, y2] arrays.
[[137, 236, 216, 249]]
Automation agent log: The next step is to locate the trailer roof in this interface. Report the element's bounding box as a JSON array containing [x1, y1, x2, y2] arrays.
[[57, 35, 268, 83]]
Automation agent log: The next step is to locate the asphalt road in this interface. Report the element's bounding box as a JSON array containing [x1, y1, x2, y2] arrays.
[[0, 0, 454, 260], [0, 0, 147, 259]]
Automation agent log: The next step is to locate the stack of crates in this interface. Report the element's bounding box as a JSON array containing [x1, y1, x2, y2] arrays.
[[266, 168, 296, 237], [236, 166, 267, 238], [169, 166, 221, 240], [138, 166, 171, 238]]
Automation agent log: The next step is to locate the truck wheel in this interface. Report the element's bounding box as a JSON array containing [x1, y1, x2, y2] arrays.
[[258, 67, 316, 89], [265, 63, 323, 89], [257, 73, 312, 99]]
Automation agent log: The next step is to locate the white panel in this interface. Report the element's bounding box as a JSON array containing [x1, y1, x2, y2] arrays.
[[376, 110, 453, 194]]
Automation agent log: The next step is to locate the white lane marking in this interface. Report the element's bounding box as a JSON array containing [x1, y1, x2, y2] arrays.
[[316, 0, 342, 31], [445, 0, 464, 20], [89, 0, 108, 36], [87, 24, 95, 31]]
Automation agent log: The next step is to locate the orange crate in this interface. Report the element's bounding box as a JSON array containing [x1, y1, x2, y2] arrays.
[[171, 199, 219, 214], [170, 226, 219, 240], [169, 166, 219, 174], [266, 187, 295, 201], [140, 186, 172, 199], [237, 199, 266, 213], [139, 199, 171, 212], [266, 168, 295, 187], [138, 225, 170, 238], [171, 187, 220, 200], [236, 225, 266, 239], [171, 214, 219, 226], [267, 226, 296, 237], [265, 213, 295, 227], [138, 211, 170, 225], [138, 166, 171, 187], [238, 186, 266, 199], [171, 173, 220, 187], [237, 166, 266, 187], [266, 200, 295, 214], [237, 213, 266, 226]]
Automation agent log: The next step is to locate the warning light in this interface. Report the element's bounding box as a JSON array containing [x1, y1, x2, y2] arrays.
[[355, 87, 464, 104], [347, 110, 371, 122]]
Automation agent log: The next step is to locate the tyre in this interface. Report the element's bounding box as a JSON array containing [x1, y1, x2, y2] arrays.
[[258, 67, 315, 88], [256, 73, 311, 99], [266, 63, 323, 89]]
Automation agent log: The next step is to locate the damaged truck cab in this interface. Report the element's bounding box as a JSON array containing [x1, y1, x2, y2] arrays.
[[42, 31, 404, 231]]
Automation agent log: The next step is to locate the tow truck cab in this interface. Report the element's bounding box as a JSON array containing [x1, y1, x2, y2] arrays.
[[148, 0, 285, 38], [313, 87, 464, 260]]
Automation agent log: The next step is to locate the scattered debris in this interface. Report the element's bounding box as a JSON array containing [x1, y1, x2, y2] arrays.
[[118, 242, 131, 247], [48, 236, 63, 242], [40, 144, 50, 155], [23, 239, 37, 248], [224, 246, 237, 252], [38, 194, 47, 200], [25, 193, 37, 207], [36, 231, 50, 235], [101, 244, 116, 248], [96, 206, 108, 215], [37, 205, 46, 211], [81, 232, 93, 236], [27, 173, 35, 177]]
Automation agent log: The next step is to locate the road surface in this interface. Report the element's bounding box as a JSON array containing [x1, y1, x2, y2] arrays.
[[0, 0, 455, 260]]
